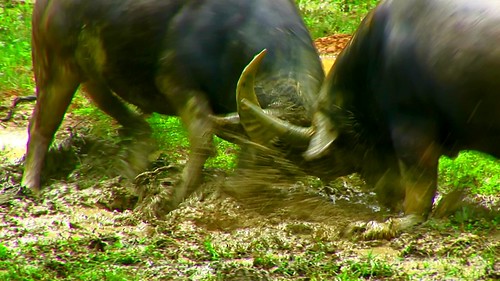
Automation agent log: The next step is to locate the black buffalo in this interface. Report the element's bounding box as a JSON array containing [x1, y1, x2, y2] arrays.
[[22, 0, 324, 208], [242, 0, 500, 237]]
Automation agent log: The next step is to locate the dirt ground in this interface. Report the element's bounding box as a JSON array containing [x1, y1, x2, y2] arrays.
[[0, 35, 498, 280]]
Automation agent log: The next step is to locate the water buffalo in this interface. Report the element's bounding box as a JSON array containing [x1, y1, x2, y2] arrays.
[[241, 0, 500, 238], [22, 0, 324, 209]]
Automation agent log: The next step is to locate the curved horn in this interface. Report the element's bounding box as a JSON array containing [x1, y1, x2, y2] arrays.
[[236, 49, 313, 145], [303, 111, 338, 160], [237, 49, 267, 108], [240, 98, 314, 145], [236, 49, 273, 144]]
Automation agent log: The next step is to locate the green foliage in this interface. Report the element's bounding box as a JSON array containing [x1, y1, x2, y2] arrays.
[[203, 238, 221, 261], [295, 0, 379, 38], [198, 237, 236, 261], [206, 137, 239, 170], [0, 3, 33, 95], [0, 244, 11, 260], [439, 151, 500, 195]]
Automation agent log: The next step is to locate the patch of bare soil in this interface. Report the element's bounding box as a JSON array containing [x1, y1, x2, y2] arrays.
[[0, 35, 498, 280], [315, 34, 352, 75], [315, 34, 352, 56]]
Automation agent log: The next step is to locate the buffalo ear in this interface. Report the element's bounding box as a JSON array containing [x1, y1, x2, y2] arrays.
[[303, 112, 338, 160]]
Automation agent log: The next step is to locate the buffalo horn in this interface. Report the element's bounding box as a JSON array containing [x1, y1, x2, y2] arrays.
[[236, 49, 314, 145], [240, 99, 314, 145], [303, 111, 338, 160]]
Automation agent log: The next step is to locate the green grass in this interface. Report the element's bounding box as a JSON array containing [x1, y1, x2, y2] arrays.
[[296, 0, 379, 38], [0, 237, 369, 280], [251, 247, 396, 280], [0, 3, 32, 96], [339, 253, 395, 279], [0, 239, 140, 281], [439, 151, 500, 195]]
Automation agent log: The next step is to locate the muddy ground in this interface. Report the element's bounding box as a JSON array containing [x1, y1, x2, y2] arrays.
[[0, 35, 498, 280]]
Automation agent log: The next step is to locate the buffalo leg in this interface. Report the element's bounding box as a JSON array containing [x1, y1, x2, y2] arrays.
[[22, 61, 80, 192], [373, 167, 405, 212], [157, 79, 215, 209], [176, 95, 214, 207], [398, 146, 440, 217], [82, 81, 153, 178], [391, 118, 441, 218], [344, 119, 441, 239]]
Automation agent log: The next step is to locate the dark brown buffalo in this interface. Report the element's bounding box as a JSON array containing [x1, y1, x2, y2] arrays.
[[241, 0, 500, 237], [22, 0, 324, 209]]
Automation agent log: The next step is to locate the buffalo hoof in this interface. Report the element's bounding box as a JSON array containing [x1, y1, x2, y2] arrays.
[[343, 214, 425, 240]]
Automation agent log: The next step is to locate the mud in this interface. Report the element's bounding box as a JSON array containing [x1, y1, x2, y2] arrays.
[[1, 108, 498, 280]]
